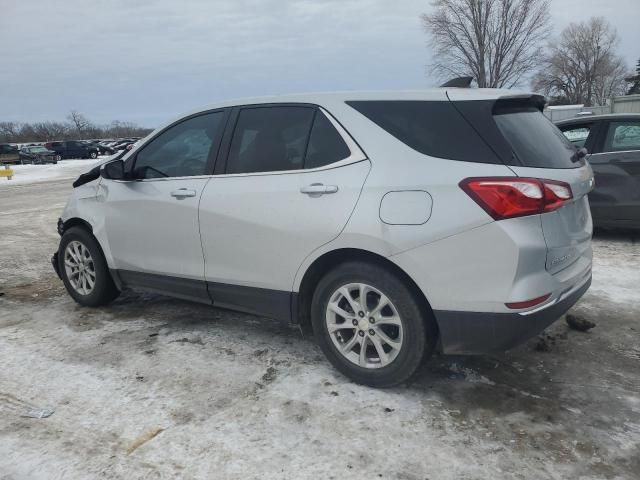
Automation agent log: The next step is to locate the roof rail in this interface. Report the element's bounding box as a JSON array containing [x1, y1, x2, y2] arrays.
[[440, 76, 473, 88]]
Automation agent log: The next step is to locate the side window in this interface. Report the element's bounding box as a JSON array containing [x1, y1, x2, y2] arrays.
[[226, 106, 314, 174], [134, 111, 224, 179], [561, 125, 591, 148], [347, 100, 499, 163], [604, 122, 640, 152], [304, 111, 351, 169]]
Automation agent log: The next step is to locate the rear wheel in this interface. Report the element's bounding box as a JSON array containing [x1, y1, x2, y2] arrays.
[[55, 154, 62, 161], [311, 261, 436, 387], [58, 227, 119, 307], [89, 151, 98, 159]]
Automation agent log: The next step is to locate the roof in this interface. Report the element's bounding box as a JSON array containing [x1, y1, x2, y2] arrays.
[[184, 87, 532, 112]]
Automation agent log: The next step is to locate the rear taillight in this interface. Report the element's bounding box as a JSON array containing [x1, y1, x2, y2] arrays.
[[459, 177, 573, 220]]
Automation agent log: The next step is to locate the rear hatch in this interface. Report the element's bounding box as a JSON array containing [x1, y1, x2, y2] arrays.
[[449, 92, 594, 275]]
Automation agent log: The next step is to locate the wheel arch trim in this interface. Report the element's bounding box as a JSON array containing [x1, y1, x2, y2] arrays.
[[293, 247, 439, 342], [59, 216, 94, 235]]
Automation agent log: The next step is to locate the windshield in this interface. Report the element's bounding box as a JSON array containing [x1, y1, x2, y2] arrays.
[[30, 147, 49, 153], [494, 108, 581, 169]]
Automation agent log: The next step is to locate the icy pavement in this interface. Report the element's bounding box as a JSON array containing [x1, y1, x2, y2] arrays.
[[0, 180, 638, 479]]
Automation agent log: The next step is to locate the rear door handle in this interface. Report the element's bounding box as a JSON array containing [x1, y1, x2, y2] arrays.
[[170, 188, 197, 199], [300, 183, 338, 196]]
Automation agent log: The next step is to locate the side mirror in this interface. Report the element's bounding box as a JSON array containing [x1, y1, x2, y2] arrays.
[[101, 159, 126, 180], [576, 147, 588, 159]]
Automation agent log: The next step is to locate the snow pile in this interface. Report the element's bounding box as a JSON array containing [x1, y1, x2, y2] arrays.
[[0, 159, 101, 186]]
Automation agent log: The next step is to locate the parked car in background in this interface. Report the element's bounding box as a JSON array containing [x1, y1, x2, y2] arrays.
[[97, 140, 116, 155], [44, 141, 99, 160], [97, 139, 136, 155], [112, 139, 137, 151], [557, 114, 640, 229], [0, 143, 20, 164], [80, 140, 102, 150], [54, 89, 593, 387], [18, 145, 58, 164]]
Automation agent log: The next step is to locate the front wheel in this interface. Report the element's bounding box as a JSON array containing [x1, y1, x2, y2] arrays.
[[89, 151, 97, 159], [55, 154, 62, 161], [58, 227, 119, 307], [311, 261, 437, 387]]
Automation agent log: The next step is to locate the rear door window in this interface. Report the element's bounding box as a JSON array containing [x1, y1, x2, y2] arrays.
[[493, 108, 580, 168], [347, 100, 499, 163], [304, 110, 351, 169], [225, 106, 315, 174], [604, 121, 640, 152]]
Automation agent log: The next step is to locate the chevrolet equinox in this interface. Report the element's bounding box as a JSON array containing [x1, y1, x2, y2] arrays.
[[53, 89, 594, 387]]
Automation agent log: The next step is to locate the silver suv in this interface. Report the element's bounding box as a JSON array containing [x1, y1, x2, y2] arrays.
[[53, 89, 594, 387]]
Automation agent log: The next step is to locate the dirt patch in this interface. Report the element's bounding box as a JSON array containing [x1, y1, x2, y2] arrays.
[[0, 276, 65, 302], [169, 336, 205, 346], [261, 366, 278, 384]]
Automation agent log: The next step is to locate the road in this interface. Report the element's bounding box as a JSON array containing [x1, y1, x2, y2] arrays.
[[0, 179, 639, 479]]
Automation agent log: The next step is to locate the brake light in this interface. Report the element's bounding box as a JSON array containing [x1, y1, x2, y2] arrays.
[[460, 177, 573, 220]]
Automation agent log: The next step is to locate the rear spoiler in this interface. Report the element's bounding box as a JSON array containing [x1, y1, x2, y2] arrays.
[[493, 94, 546, 113], [440, 76, 474, 88]]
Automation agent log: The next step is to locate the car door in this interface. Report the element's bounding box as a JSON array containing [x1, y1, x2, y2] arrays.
[[100, 109, 228, 301], [64, 141, 77, 158], [198, 105, 370, 319], [587, 119, 640, 227]]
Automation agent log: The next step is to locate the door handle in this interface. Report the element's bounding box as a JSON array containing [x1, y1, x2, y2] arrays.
[[300, 183, 338, 196], [170, 188, 197, 199]]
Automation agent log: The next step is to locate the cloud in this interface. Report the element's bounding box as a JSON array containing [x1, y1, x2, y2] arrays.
[[1, 0, 637, 126]]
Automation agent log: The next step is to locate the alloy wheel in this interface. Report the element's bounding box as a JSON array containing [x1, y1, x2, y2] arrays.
[[325, 283, 404, 369], [64, 240, 96, 295]]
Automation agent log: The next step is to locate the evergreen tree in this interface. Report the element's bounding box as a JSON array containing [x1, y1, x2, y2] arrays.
[[626, 58, 640, 95]]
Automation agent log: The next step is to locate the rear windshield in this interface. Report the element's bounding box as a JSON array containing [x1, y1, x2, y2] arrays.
[[346, 100, 500, 164], [493, 108, 581, 169]]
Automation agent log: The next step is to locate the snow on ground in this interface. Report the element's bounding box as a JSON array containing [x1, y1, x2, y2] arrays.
[[0, 181, 639, 479], [1, 158, 103, 186]]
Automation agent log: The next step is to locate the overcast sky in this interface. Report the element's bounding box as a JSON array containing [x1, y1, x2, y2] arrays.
[[1, 0, 638, 127]]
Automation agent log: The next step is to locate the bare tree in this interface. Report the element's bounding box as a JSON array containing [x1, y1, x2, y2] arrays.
[[0, 118, 152, 143], [0, 122, 20, 142], [31, 122, 69, 142], [532, 17, 630, 106], [422, 0, 551, 88], [66, 110, 91, 139]]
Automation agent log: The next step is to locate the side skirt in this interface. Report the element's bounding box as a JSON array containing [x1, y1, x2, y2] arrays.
[[113, 269, 294, 323]]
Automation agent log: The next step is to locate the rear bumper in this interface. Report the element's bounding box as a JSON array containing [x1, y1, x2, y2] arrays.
[[434, 274, 591, 354]]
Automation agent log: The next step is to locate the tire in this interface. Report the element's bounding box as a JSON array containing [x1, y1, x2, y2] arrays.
[[58, 227, 119, 307], [55, 154, 62, 161], [89, 151, 97, 159], [311, 261, 437, 388]]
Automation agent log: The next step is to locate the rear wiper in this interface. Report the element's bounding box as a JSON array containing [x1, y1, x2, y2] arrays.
[[571, 147, 588, 163]]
